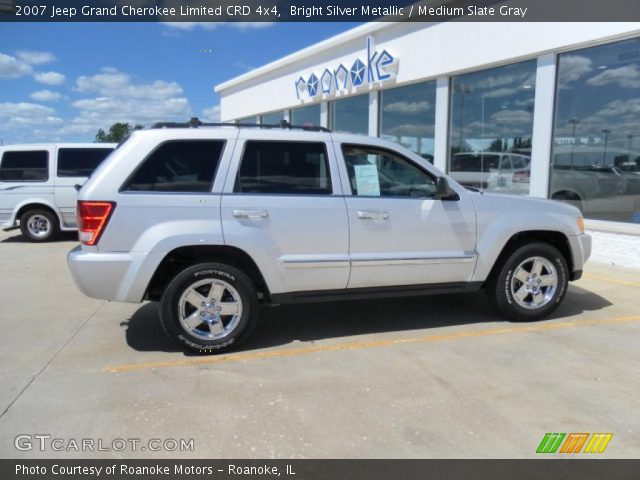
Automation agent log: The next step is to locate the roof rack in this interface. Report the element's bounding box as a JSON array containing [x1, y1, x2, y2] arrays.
[[151, 117, 331, 132]]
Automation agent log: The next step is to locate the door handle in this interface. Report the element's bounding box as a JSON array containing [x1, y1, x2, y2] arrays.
[[232, 209, 268, 219], [357, 210, 389, 220]]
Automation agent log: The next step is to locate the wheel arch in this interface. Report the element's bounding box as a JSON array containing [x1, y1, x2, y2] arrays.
[[146, 245, 270, 302], [551, 189, 582, 201], [550, 189, 585, 213], [484, 230, 573, 286], [14, 201, 64, 228]]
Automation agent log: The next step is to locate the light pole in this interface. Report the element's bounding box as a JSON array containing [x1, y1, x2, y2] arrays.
[[601, 129, 611, 166], [454, 83, 472, 151], [568, 117, 579, 170]]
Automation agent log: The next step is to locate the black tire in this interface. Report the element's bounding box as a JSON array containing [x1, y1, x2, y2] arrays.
[[19, 209, 59, 242], [159, 262, 259, 353], [487, 242, 569, 322]]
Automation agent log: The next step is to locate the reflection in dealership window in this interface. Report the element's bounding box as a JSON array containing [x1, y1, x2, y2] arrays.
[[449, 60, 536, 195], [551, 37, 640, 224], [380, 81, 436, 163], [329, 94, 369, 135], [290, 104, 321, 127]]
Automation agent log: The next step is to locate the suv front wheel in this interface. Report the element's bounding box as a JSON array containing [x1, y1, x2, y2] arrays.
[[159, 262, 259, 353], [487, 242, 569, 322]]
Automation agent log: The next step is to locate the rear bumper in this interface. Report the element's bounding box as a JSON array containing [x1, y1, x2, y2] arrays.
[[67, 246, 156, 303]]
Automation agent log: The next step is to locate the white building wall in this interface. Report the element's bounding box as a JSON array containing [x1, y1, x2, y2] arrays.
[[216, 20, 640, 238], [217, 22, 640, 121]]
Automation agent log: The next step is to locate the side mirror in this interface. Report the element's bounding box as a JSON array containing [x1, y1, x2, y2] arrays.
[[435, 177, 459, 200]]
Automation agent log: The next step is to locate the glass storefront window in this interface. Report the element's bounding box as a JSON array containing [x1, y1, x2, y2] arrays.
[[380, 81, 437, 163], [237, 116, 258, 124], [329, 94, 369, 134], [449, 60, 536, 195], [552, 37, 640, 223], [260, 111, 285, 125], [290, 104, 321, 127]]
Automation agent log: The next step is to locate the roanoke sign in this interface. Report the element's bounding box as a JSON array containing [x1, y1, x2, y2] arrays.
[[295, 36, 398, 101]]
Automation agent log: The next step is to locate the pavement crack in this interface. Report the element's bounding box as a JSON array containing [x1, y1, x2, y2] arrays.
[[0, 301, 106, 420]]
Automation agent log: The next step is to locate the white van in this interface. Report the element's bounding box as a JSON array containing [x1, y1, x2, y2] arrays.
[[0, 143, 116, 241]]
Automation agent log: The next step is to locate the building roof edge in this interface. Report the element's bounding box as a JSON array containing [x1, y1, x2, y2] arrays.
[[214, 22, 396, 93]]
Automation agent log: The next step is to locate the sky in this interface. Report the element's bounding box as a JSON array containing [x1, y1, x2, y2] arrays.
[[0, 22, 361, 144]]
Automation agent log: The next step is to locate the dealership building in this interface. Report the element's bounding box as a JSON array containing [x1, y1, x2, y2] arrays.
[[216, 21, 640, 232]]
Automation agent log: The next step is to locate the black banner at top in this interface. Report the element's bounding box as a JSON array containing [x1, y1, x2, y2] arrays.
[[2, 0, 640, 22], [2, 459, 640, 480]]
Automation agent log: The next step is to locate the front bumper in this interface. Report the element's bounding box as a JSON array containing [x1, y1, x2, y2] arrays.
[[67, 246, 154, 303], [569, 233, 592, 279]]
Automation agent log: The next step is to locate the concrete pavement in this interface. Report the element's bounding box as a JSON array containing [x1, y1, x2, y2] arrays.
[[1, 229, 638, 458]]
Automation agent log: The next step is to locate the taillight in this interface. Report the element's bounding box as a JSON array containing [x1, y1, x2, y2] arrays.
[[77, 201, 115, 246], [512, 170, 530, 183]]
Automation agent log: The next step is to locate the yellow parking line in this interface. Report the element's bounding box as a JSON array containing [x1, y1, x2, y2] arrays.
[[104, 314, 640, 373], [583, 273, 640, 288]]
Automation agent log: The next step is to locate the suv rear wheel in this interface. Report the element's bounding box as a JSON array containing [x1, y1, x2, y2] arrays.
[[487, 242, 569, 321], [20, 209, 59, 242], [159, 262, 259, 353]]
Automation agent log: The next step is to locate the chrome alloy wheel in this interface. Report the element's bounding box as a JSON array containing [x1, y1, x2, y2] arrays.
[[510, 256, 558, 310], [26, 214, 51, 238], [178, 278, 243, 340]]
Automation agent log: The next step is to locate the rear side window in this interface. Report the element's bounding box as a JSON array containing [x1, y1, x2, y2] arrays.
[[0, 151, 49, 182], [123, 140, 224, 193], [57, 148, 114, 177], [234, 141, 332, 195]]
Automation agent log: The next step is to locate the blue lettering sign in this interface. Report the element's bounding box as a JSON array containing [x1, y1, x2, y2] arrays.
[[295, 36, 398, 100]]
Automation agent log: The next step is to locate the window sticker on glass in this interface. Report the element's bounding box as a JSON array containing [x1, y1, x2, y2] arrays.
[[354, 164, 380, 196]]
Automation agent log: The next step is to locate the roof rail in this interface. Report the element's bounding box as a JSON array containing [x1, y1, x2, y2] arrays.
[[151, 117, 331, 132]]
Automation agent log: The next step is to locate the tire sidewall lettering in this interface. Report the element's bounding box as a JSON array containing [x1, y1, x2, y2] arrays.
[[552, 255, 567, 305], [178, 334, 235, 351], [504, 269, 515, 305], [194, 270, 235, 282]]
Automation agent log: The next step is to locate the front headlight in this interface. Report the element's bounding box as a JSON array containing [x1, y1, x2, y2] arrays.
[[577, 216, 585, 234]]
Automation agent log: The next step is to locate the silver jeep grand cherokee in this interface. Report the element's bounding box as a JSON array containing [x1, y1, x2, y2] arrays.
[[68, 120, 591, 353]]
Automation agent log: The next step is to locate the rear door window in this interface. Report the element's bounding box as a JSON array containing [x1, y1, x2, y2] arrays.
[[57, 148, 114, 177], [0, 151, 49, 182], [234, 141, 332, 195], [123, 140, 224, 193]]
